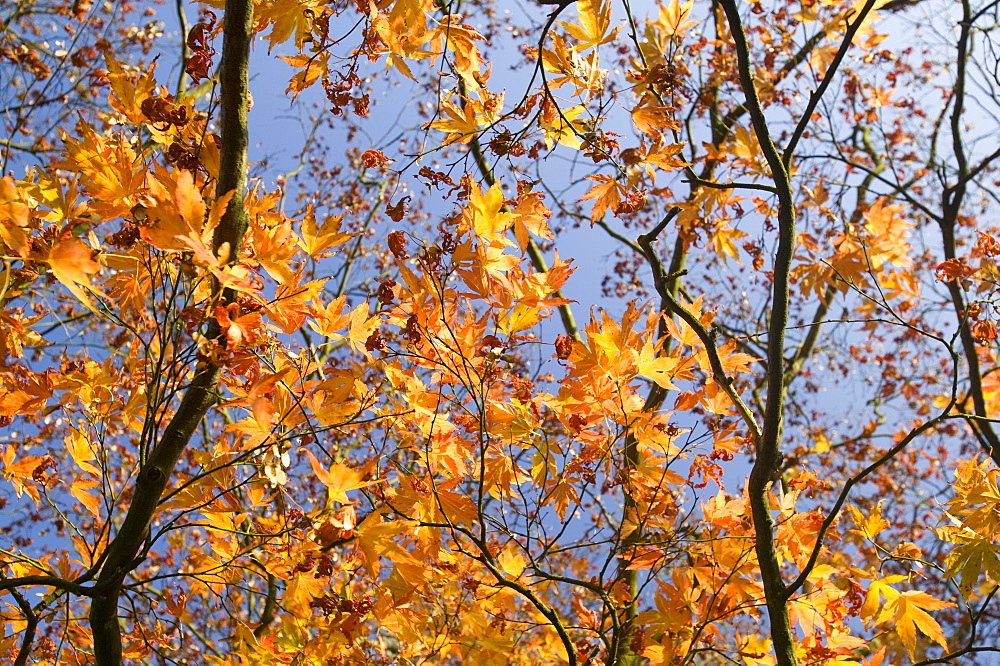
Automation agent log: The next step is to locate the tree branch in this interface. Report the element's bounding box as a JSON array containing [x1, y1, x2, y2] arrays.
[[716, 0, 798, 662], [87, 0, 254, 660]]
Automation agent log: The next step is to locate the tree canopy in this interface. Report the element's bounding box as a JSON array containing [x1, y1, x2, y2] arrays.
[[3, 0, 1000, 663]]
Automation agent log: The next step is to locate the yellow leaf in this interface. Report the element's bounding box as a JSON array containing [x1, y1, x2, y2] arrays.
[[941, 536, 1000, 597], [511, 191, 554, 252], [66, 430, 100, 476], [874, 590, 954, 659], [173, 169, 206, 230], [657, 0, 697, 35], [709, 225, 748, 264], [847, 500, 889, 540], [858, 572, 905, 621], [636, 343, 680, 391], [355, 511, 415, 579], [497, 544, 526, 578], [496, 302, 544, 335], [560, 0, 622, 50], [70, 474, 101, 516], [428, 91, 503, 145], [461, 182, 513, 245], [298, 208, 359, 257], [277, 52, 329, 97], [304, 450, 379, 503]]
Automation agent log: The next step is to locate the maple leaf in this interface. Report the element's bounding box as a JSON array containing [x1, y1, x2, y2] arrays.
[[874, 591, 954, 659], [245, 369, 290, 430], [560, 0, 622, 51], [355, 511, 416, 579], [215, 302, 264, 350], [578, 175, 622, 224], [847, 501, 890, 540], [496, 302, 545, 335], [57, 124, 146, 220], [510, 191, 554, 252], [941, 535, 1000, 597], [497, 544, 527, 578], [105, 53, 159, 124], [631, 104, 680, 136], [140, 169, 216, 253], [266, 279, 324, 334], [428, 88, 504, 146], [278, 52, 329, 97], [257, 0, 322, 51], [862, 198, 914, 269], [0, 176, 32, 257], [709, 224, 748, 264], [66, 430, 101, 476], [655, 0, 697, 35], [344, 301, 381, 355], [857, 571, 906, 622], [461, 181, 514, 245], [47, 237, 103, 312], [540, 102, 588, 148], [636, 343, 681, 391], [430, 15, 487, 85], [305, 451, 379, 503], [297, 208, 360, 258], [70, 474, 102, 516]]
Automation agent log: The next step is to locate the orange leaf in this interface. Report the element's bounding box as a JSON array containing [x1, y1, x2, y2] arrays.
[[47, 238, 102, 312], [304, 451, 379, 503], [578, 175, 621, 224]]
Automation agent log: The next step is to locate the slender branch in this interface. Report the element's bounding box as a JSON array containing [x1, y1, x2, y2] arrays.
[[937, 0, 1000, 465], [716, 0, 798, 662], [175, 0, 191, 94], [9, 585, 37, 666], [637, 228, 762, 443], [785, 385, 956, 595], [782, 0, 879, 165], [87, 0, 254, 661], [0, 574, 94, 596], [460, 78, 582, 342]]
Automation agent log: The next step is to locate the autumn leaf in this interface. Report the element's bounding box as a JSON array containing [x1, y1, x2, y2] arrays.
[[257, 0, 321, 51], [461, 181, 514, 245], [941, 535, 1000, 597], [857, 571, 906, 621], [496, 302, 545, 335], [0, 176, 34, 257], [510, 190, 554, 252], [278, 52, 329, 96], [47, 237, 103, 312], [430, 15, 487, 85], [560, 0, 622, 50], [631, 104, 678, 135], [847, 501, 890, 540], [66, 430, 100, 476], [636, 343, 681, 391], [497, 544, 526, 578], [874, 591, 954, 659], [70, 474, 102, 516], [428, 91, 503, 145], [578, 175, 621, 224], [655, 0, 697, 35], [298, 208, 360, 258], [355, 511, 416, 579], [709, 224, 748, 264], [304, 451, 379, 503]]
